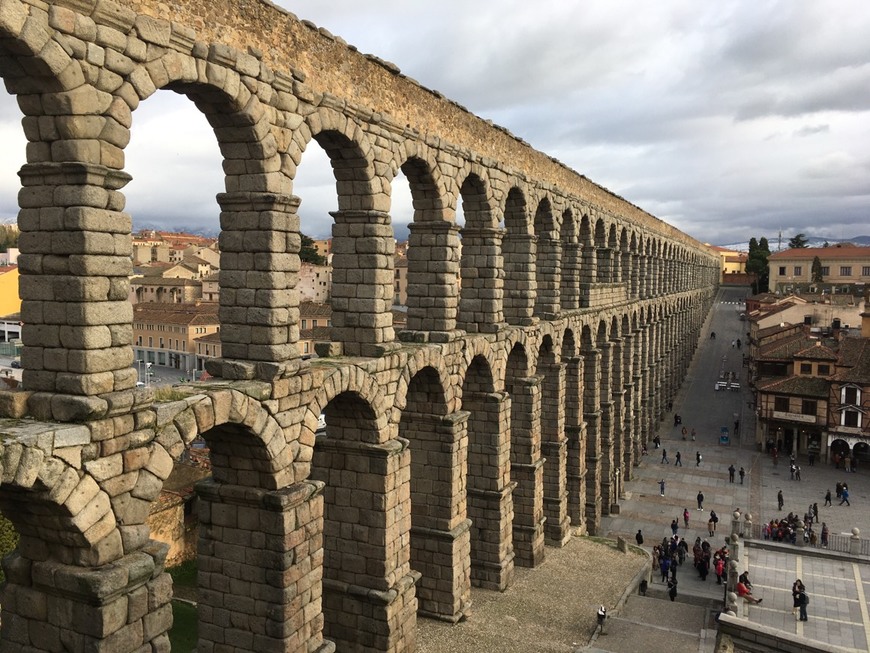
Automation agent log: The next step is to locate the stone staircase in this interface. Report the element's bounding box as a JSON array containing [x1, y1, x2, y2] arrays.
[[583, 591, 720, 653]]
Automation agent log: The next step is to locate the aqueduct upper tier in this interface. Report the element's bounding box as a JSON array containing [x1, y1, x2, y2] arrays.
[[0, 0, 720, 651]]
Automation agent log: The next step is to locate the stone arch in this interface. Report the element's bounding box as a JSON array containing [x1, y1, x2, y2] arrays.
[[299, 112, 395, 357], [397, 364, 466, 620], [392, 151, 459, 336], [560, 207, 581, 310], [502, 185, 536, 325], [130, 57, 295, 378], [537, 333, 569, 545], [504, 338, 544, 566], [461, 353, 515, 590], [394, 346, 455, 417], [533, 196, 560, 319], [457, 170, 504, 332]]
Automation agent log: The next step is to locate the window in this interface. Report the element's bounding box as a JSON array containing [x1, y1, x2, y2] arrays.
[[793, 266, 802, 276], [820, 266, 829, 276], [842, 386, 859, 405], [778, 266, 786, 275], [840, 266, 852, 276], [801, 399, 816, 416], [800, 363, 812, 374], [774, 396, 789, 412], [818, 364, 830, 375], [842, 410, 860, 428], [863, 266, 870, 277]]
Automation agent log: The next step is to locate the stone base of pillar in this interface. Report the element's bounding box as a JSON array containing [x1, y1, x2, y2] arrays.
[[586, 497, 603, 536], [468, 484, 516, 592], [410, 520, 472, 622], [322, 571, 421, 652], [609, 503, 621, 514], [543, 497, 572, 547], [512, 517, 546, 568], [397, 329, 464, 343], [0, 544, 171, 653]]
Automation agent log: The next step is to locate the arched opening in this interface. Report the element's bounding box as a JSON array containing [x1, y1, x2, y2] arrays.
[[537, 335, 569, 545], [505, 342, 544, 566], [399, 366, 468, 621], [502, 188, 535, 325], [311, 390, 403, 650], [462, 354, 513, 590], [126, 90, 223, 382], [457, 173, 502, 333], [533, 198, 558, 319]]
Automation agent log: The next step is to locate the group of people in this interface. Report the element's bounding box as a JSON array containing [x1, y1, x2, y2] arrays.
[[762, 511, 830, 549]]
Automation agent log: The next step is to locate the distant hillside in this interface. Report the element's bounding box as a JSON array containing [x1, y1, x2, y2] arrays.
[[717, 236, 870, 252]]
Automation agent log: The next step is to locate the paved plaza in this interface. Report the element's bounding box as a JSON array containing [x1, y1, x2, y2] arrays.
[[599, 286, 870, 652]]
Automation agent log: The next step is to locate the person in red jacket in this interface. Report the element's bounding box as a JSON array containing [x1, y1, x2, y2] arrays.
[[737, 581, 762, 604]]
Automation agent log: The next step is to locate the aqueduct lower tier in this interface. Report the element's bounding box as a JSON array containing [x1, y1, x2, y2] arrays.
[[0, 0, 720, 650]]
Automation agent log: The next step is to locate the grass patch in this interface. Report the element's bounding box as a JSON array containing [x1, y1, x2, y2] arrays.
[[153, 386, 195, 402], [169, 600, 198, 653], [168, 559, 198, 589]]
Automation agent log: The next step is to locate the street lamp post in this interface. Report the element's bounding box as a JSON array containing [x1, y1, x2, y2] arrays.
[[136, 359, 143, 385], [146, 362, 152, 387]]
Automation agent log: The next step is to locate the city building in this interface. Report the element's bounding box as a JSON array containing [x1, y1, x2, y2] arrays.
[[0, 264, 20, 318], [708, 244, 750, 285], [751, 311, 870, 464], [298, 262, 331, 303], [133, 303, 219, 377], [768, 244, 870, 293]]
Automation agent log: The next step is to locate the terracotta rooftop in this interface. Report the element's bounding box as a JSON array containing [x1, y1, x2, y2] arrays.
[[769, 245, 870, 260], [133, 303, 218, 325], [756, 375, 830, 398]]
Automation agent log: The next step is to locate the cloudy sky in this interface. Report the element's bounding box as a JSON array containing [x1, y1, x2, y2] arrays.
[[1, 0, 869, 247]]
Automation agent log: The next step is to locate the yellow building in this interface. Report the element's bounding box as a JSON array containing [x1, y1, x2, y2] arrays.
[[0, 265, 21, 318], [768, 244, 870, 292]]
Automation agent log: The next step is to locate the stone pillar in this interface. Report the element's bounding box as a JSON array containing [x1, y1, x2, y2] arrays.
[[18, 161, 137, 421], [564, 355, 586, 532], [595, 246, 611, 282], [401, 220, 460, 342], [502, 232, 538, 326], [211, 191, 303, 381], [850, 528, 861, 555], [312, 437, 419, 651], [197, 479, 331, 653], [583, 348, 603, 534], [458, 226, 505, 333], [534, 236, 561, 320], [598, 343, 615, 514], [408, 411, 472, 621], [467, 392, 516, 591], [541, 361, 570, 546], [329, 209, 397, 357], [579, 242, 596, 307], [509, 376, 546, 567], [1, 544, 172, 653], [560, 238, 581, 310]]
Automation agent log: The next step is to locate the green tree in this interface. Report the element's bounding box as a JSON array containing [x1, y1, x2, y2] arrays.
[[746, 236, 771, 293], [788, 233, 809, 249], [822, 241, 830, 247], [299, 233, 327, 265], [811, 255, 824, 282]]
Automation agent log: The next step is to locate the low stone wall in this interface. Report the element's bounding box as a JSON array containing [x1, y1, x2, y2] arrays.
[[716, 613, 855, 653]]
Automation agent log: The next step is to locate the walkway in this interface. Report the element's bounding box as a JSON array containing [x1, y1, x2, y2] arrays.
[[598, 286, 870, 652]]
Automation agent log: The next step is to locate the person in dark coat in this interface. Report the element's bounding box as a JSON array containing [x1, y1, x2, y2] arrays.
[[635, 530, 644, 546]]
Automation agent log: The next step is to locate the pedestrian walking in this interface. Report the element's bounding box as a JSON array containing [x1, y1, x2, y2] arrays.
[[812, 503, 819, 521], [840, 487, 850, 506], [660, 556, 671, 582], [728, 464, 736, 483], [697, 491, 704, 510], [683, 508, 690, 528], [709, 510, 719, 536], [777, 489, 784, 510], [808, 451, 815, 466], [675, 451, 682, 466], [671, 519, 679, 537], [681, 426, 687, 440], [661, 448, 669, 464], [696, 451, 702, 467], [821, 523, 829, 548], [795, 465, 801, 481], [824, 489, 832, 506], [691, 427, 696, 441], [636, 529, 644, 546], [739, 466, 745, 484], [659, 479, 666, 496], [667, 577, 677, 601]]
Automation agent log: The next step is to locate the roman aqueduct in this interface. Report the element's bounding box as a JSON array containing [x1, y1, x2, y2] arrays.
[[0, 0, 720, 650]]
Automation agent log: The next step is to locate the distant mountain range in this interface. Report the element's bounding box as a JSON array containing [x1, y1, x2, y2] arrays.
[[715, 236, 870, 252]]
